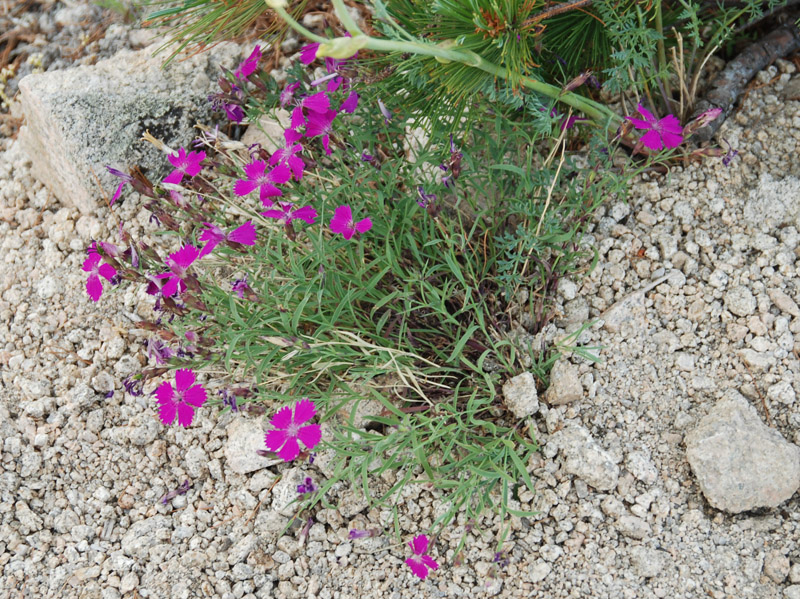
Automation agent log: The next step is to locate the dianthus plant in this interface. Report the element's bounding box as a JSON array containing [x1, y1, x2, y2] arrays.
[[85, 31, 680, 572]]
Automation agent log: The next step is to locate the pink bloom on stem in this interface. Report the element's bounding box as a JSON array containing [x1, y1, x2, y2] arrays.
[[235, 45, 262, 79], [626, 104, 683, 151], [291, 105, 306, 130], [330, 205, 372, 240], [270, 143, 305, 180], [305, 109, 338, 156], [198, 221, 257, 257], [158, 245, 201, 297], [234, 160, 292, 205], [285, 127, 303, 144], [326, 76, 342, 93], [405, 535, 439, 580], [155, 369, 207, 427], [265, 398, 322, 461], [82, 244, 117, 302], [163, 148, 206, 185], [106, 166, 132, 205], [261, 202, 318, 225], [299, 43, 320, 65]]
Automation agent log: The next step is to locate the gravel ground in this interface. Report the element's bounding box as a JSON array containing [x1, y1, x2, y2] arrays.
[[2, 4, 800, 599]]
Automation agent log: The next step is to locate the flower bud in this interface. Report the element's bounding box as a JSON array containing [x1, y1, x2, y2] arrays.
[[316, 35, 368, 59]]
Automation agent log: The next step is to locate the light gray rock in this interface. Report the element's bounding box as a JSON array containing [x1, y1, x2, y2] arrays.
[[184, 446, 208, 478], [120, 515, 171, 558], [127, 413, 158, 446], [241, 110, 293, 154], [528, 560, 552, 583], [502, 372, 540, 418], [768, 288, 800, 317], [685, 392, 800, 513], [744, 174, 800, 233], [630, 546, 669, 578], [616, 514, 651, 539], [724, 286, 757, 317], [550, 425, 619, 491], [786, 585, 800, 599], [625, 449, 658, 485], [544, 359, 583, 406], [223, 417, 282, 474], [270, 466, 305, 517], [790, 563, 800, 584], [765, 550, 791, 583], [18, 41, 243, 214]]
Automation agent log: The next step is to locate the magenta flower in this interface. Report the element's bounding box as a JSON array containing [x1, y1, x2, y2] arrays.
[[269, 142, 305, 181], [405, 535, 439, 580], [305, 109, 338, 155], [155, 369, 207, 427], [261, 202, 318, 225], [234, 160, 291, 205], [82, 244, 117, 302], [232, 276, 249, 299], [235, 45, 262, 79], [627, 104, 683, 151], [265, 398, 322, 461], [330, 205, 372, 239], [198, 221, 257, 257], [153, 245, 200, 297], [163, 148, 206, 185], [299, 43, 320, 65]]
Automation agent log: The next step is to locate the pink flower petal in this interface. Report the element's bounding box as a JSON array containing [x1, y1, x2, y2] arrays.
[[659, 114, 683, 135], [174, 369, 195, 392], [160, 274, 180, 297], [285, 128, 302, 144], [327, 77, 342, 93], [259, 185, 283, 204], [292, 206, 318, 224], [636, 103, 657, 125], [155, 380, 175, 404], [410, 535, 429, 555], [228, 221, 257, 245], [244, 160, 267, 180], [269, 163, 292, 185], [322, 134, 332, 156], [302, 92, 331, 114], [261, 208, 285, 220], [265, 428, 288, 453], [176, 402, 195, 427], [163, 170, 184, 185], [270, 405, 293, 430], [111, 181, 125, 205], [422, 555, 439, 570], [330, 205, 353, 235], [299, 43, 320, 65], [82, 252, 101, 272], [340, 91, 359, 114], [98, 263, 117, 281], [277, 436, 300, 461], [234, 179, 258, 197], [405, 557, 429, 580], [640, 129, 663, 151], [184, 384, 207, 407], [293, 398, 317, 425], [158, 396, 177, 426], [288, 155, 305, 180], [661, 129, 684, 149], [297, 423, 321, 451], [86, 274, 103, 302], [169, 245, 201, 271], [168, 148, 187, 169], [183, 151, 205, 177], [626, 117, 653, 130], [354, 217, 372, 234], [291, 106, 306, 130], [199, 239, 220, 258]]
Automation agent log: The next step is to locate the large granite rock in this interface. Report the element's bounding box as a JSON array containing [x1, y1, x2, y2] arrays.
[[685, 391, 800, 513], [18, 41, 245, 214]]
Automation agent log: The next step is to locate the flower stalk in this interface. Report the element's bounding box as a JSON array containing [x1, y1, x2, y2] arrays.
[[268, 0, 622, 126]]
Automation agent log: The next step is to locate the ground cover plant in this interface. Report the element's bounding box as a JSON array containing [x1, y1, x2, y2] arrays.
[[85, 0, 780, 581]]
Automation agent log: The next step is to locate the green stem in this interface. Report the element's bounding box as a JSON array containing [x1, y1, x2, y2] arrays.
[[654, 1, 673, 102], [331, 0, 364, 35], [271, 0, 621, 126], [269, 3, 327, 43]]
